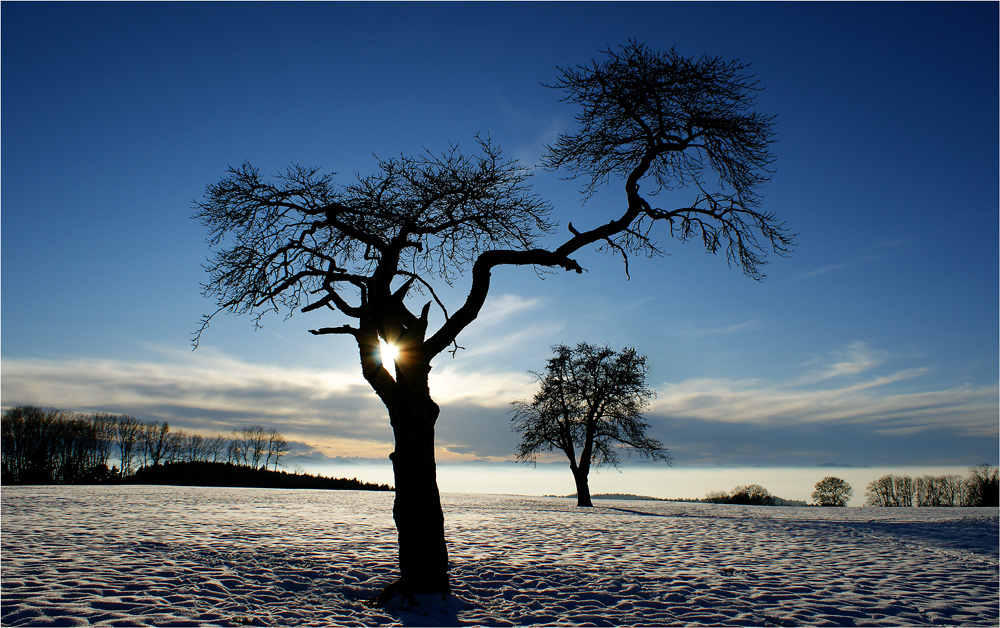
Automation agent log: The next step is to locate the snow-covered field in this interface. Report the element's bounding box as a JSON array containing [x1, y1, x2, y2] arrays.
[[2, 486, 997, 626]]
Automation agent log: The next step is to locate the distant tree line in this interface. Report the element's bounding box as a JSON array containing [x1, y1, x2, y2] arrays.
[[864, 465, 998, 507], [129, 460, 392, 491], [1, 405, 290, 485], [702, 484, 807, 507]]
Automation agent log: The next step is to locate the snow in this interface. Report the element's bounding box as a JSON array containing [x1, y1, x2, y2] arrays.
[[2, 486, 997, 626]]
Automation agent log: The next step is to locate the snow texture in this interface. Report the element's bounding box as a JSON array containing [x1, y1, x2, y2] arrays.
[[2, 486, 997, 626]]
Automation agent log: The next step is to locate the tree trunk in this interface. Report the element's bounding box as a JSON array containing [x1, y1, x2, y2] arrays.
[[573, 466, 593, 507], [376, 390, 450, 605]]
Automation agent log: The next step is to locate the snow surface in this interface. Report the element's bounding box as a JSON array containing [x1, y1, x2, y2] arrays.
[[1, 485, 997, 626]]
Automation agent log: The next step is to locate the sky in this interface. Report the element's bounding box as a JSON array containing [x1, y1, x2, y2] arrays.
[[2, 2, 997, 497]]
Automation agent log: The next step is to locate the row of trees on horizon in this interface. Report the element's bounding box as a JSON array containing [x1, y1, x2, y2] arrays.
[[864, 467, 998, 507], [698, 468, 999, 508], [1, 405, 290, 485]]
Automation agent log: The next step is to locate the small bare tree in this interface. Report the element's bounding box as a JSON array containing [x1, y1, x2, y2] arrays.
[[228, 427, 250, 466], [194, 41, 791, 601], [245, 425, 269, 469], [266, 428, 289, 471], [511, 343, 670, 507], [205, 434, 228, 463], [114, 415, 142, 477], [140, 419, 170, 468]]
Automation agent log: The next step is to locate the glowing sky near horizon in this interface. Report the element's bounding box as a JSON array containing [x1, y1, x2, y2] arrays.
[[1, 2, 997, 478]]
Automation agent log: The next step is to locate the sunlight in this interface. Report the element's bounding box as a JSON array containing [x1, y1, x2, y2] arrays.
[[379, 338, 400, 365]]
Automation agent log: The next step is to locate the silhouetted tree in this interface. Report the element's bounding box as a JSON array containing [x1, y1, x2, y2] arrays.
[[114, 415, 142, 477], [916, 474, 951, 507], [865, 475, 899, 507], [812, 476, 852, 507], [2, 407, 117, 483], [246, 425, 269, 469], [140, 419, 170, 467], [164, 430, 186, 464], [266, 427, 289, 471], [228, 427, 250, 466], [703, 490, 730, 504], [893, 475, 916, 507], [865, 474, 917, 507], [182, 433, 205, 462], [965, 463, 999, 507], [2, 406, 60, 482], [729, 484, 774, 506], [940, 474, 965, 507], [511, 343, 669, 507], [206, 433, 228, 463], [194, 41, 791, 602], [89, 413, 117, 471]]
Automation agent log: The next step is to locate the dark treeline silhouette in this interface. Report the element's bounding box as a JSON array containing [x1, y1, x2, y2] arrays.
[[702, 484, 806, 507], [2, 405, 307, 487], [864, 465, 999, 507], [129, 461, 392, 491]]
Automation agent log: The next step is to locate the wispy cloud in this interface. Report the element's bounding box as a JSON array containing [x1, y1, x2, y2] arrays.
[[3, 338, 995, 466], [455, 293, 566, 358], [0, 343, 537, 460], [798, 340, 888, 383], [651, 342, 996, 438], [1, 346, 394, 456], [793, 237, 909, 280], [689, 319, 764, 338]]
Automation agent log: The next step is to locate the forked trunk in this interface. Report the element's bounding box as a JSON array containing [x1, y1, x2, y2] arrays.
[[573, 467, 593, 507], [375, 393, 450, 605]]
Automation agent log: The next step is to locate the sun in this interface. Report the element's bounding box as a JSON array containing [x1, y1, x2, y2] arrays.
[[379, 338, 400, 365]]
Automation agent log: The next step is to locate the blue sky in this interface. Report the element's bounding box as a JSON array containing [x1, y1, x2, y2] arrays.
[[2, 2, 997, 479]]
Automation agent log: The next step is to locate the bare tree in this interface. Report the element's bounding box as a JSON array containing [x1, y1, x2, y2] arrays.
[[114, 415, 142, 477], [866, 474, 916, 507], [140, 419, 170, 468], [164, 429, 186, 464], [812, 476, 852, 507], [941, 474, 965, 507], [511, 343, 669, 507], [892, 475, 916, 507], [865, 475, 896, 507], [87, 412, 117, 473], [206, 433, 228, 463], [266, 428, 289, 471], [194, 41, 791, 602], [228, 427, 250, 466], [244, 425, 269, 469], [183, 433, 207, 462], [965, 463, 999, 507], [703, 490, 730, 504]]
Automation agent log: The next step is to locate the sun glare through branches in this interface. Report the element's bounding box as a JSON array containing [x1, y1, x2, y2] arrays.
[[379, 338, 400, 366]]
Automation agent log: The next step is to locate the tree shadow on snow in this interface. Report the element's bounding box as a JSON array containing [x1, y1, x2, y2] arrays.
[[378, 593, 465, 627], [604, 506, 669, 517]]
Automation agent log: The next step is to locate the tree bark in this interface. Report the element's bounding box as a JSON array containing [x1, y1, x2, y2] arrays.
[[372, 360, 450, 605], [573, 466, 593, 507]]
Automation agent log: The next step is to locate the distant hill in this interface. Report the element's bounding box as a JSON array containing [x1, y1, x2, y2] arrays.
[[548, 492, 809, 507], [127, 461, 393, 491], [547, 492, 667, 501]]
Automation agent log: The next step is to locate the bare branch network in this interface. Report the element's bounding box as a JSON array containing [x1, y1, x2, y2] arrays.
[[192, 39, 796, 602], [194, 40, 794, 371]]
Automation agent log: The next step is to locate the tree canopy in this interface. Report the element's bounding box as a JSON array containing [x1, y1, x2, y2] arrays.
[[812, 476, 853, 507], [194, 40, 792, 602], [511, 343, 670, 507]]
